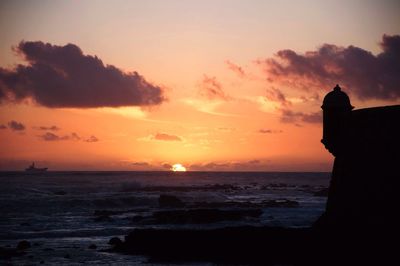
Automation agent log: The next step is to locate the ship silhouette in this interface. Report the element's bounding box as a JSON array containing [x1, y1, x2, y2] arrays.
[[25, 162, 48, 172]]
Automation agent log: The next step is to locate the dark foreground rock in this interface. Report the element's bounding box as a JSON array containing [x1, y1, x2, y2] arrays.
[[158, 208, 261, 224], [0, 247, 26, 259], [17, 240, 31, 250], [158, 194, 185, 208], [111, 226, 395, 265], [108, 237, 123, 247], [190, 199, 299, 209], [136, 208, 262, 224], [312, 188, 329, 197], [53, 190, 67, 195]]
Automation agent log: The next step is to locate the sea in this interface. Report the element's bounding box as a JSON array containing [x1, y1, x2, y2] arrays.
[[0, 171, 330, 265]]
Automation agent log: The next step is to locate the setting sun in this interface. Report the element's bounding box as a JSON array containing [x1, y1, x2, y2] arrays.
[[171, 164, 187, 172]]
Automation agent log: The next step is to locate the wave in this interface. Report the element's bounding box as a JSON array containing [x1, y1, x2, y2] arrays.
[[0, 227, 133, 240]]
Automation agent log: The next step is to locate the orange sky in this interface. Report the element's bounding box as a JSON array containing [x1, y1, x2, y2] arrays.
[[0, 0, 399, 171]]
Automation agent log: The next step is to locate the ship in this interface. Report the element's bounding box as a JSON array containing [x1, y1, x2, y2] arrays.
[[25, 162, 48, 172]]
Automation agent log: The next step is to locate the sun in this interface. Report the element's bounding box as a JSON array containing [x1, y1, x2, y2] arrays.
[[171, 163, 187, 172]]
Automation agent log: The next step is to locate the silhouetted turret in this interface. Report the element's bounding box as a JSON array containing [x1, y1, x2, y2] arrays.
[[321, 85, 353, 156], [317, 85, 400, 231]]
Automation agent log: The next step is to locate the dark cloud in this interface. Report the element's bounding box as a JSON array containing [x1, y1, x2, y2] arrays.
[[300, 93, 320, 103], [265, 87, 291, 107], [39, 132, 66, 141], [8, 120, 25, 131], [131, 162, 150, 167], [154, 133, 182, 141], [39, 132, 80, 141], [189, 160, 267, 171], [0, 41, 166, 107], [258, 129, 283, 134], [256, 34, 400, 100], [280, 109, 322, 124], [199, 75, 230, 100], [0, 124, 7, 129], [190, 162, 230, 171], [85, 135, 99, 142], [225, 60, 246, 78], [262, 88, 321, 124], [35, 125, 60, 131], [162, 163, 172, 169]]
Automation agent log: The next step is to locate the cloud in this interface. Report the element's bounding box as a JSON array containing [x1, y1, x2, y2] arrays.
[[85, 135, 99, 142], [0, 124, 7, 129], [189, 160, 267, 171], [299, 93, 320, 103], [8, 120, 25, 131], [225, 60, 246, 78], [131, 162, 150, 167], [162, 163, 172, 169], [39, 132, 80, 141], [258, 129, 283, 134], [199, 75, 230, 100], [256, 34, 400, 101], [258, 88, 321, 124], [280, 109, 322, 124], [0, 41, 166, 108], [35, 125, 60, 131], [154, 133, 182, 141], [138, 132, 182, 142], [265, 87, 292, 107], [190, 162, 230, 171]]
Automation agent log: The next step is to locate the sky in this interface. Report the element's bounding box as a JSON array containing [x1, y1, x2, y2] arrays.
[[0, 0, 399, 171]]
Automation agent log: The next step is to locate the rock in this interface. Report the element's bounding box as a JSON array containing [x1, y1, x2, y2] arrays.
[[131, 215, 144, 223], [158, 194, 185, 208], [20, 222, 31, 226], [94, 208, 148, 217], [94, 214, 113, 222], [124, 184, 240, 193], [151, 209, 262, 224], [113, 226, 312, 264], [108, 237, 123, 246], [54, 190, 67, 195], [94, 210, 120, 216], [40, 260, 44, 264], [17, 240, 31, 250], [190, 199, 299, 209], [313, 188, 329, 197], [261, 199, 299, 208], [190, 201, 257, 208], [113, 225, 394, 265], [64, 254, 70, 259], [0, 247, 25, 259], [88, 244, 97, 249]]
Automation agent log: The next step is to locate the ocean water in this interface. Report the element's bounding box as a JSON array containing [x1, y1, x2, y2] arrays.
[[0, 171, 330, 265]]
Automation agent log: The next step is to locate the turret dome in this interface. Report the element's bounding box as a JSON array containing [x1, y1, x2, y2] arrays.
[[322, 84, 353, 110]]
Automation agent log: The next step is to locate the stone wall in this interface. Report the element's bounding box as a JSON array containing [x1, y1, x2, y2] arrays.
[[318, 104, 400, 229]]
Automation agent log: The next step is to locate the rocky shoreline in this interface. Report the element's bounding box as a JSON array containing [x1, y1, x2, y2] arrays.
[[107, 224, 395, 265]]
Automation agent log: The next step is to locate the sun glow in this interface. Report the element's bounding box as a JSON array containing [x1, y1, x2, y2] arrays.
[[171, 163, 187, 172]]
